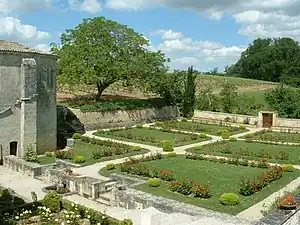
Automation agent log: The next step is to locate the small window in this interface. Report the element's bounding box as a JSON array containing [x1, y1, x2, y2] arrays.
[[10, 141, 17, 156]]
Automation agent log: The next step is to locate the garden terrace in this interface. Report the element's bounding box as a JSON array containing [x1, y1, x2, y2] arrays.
[[93, 127, 211, 147], [100, 155, 300, 215], [246, 130, 300, 143], [187, 141, 300, 165], [153, 120, 248, 136], [38, 138, 149, 166]]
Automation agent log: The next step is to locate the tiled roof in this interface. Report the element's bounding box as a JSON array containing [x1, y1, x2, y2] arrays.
[[0, 40, 55, 56]]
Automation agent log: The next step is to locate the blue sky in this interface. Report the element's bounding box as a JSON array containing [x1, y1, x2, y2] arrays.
[[1, 0, 300, 71]]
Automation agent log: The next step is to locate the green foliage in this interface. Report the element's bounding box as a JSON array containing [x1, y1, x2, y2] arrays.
[[229, 137, 237, 142], [228, 37, 300, 83], [148, 178, 161, 187], [132, 146, 142, 151], [106, 163, 116, 170], [167, 152, 177, 157], [265, 84, 300, 118], [73, 156, 86, 163], [119, 219, 133, 225], [136, 124, 143, 129], [44, 151, 53, 157], [52, 16, 167, 101], [155, 121, 163, 127], [24, 145, 39, 163], [193, 146, 202, 151], [199, 133, 207, 138], [72, 133, 82, 139], [282, 164, 294, 172], [183, 66, 197, 118], [239, 125, 246, 130], [41, 191, 61, 213], [219, 193, 240, 206], [195, 81, 220, 112], [244, 134, 254, 139], [219, 81, 238, 113], [160, 140, 174, 152]]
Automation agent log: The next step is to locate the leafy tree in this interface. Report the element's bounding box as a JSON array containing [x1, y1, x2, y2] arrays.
[[265, 84, 300, 118], [51, 17, 167, 100], [229, 37, 300, 82], [219, 82, 238, 113], [196, 82, 219, 112], [182, 66, 197, 118]]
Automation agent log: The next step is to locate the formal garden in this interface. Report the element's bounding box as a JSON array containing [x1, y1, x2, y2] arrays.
[[99, 153, 300, 215], [244, 129, 300, 143]]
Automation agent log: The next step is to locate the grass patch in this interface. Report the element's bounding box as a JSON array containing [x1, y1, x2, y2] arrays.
[[94, 127, 211, 147], [154, 121, 248, 136], [58, 98, 168, 112], [188, 141, 300, 165], [39, 141, 149, 166], [100, 156, 300, 214], [250, 130, 300, 143]]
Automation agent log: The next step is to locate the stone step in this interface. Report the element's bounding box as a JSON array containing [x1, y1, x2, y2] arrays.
[[96, 196, 111, 206]]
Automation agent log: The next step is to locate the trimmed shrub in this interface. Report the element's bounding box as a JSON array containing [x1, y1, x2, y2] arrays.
[[44, 151, 53, 157], [161, 140, 174, 152], [167, 152, 177, 157], [92, 150, 103, 159], [41, 190, 61, 213], [73, 156, 86, 163], [217, 129, 229, 136], [155, 121, 163, 127], [220, 193, 240, 206], [193, 146, 202, 151], [106, 163, 116, 170], [96, 129, 105, 134], [136, 124, 143, 129], [181, 118, 188, 122], [24, 145, 39, 163], [72, 133, 82, 139], [148, 178, 161, 187], [239, 125, 246, 130], [282, 164, 294, 172], [229, 137, 237, 142], [199, 133, 207, 138], [222, 134, 230, 140], [132, 146, 142, 151]]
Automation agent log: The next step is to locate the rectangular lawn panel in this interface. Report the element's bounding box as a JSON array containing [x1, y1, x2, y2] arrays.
[[154, 121, 248, 136], [39, 140, 149, 166], [188, 141, 300, 165], [94, 127, 210, 147], [102, 156, 300, 215], [250, 130, 300, 143]]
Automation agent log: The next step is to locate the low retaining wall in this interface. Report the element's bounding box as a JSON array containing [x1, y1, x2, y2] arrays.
[[193, 110, 259, 126], [70, 106, 180, 130], [3, 155, 57, 177], [283, 208, 300, 225]]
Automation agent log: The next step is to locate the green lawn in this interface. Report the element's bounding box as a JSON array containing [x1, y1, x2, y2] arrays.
[[154, 121, 248, 136], [94, 127, 211, 147], [39, 141, 149, 166], [188, 141, 300, 165], [100, 156, 300, 214], [250, 130, 300, 143]]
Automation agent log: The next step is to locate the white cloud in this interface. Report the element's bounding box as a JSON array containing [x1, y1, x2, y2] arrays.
[[68, 0, 102, 13], [0, 0, 52, 14], [151, 29, 184, 40], [0, 16, 52, 51], [33, 43, 51, 53]]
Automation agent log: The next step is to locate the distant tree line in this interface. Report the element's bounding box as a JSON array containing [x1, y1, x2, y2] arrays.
[[226, 37, 300, 86]]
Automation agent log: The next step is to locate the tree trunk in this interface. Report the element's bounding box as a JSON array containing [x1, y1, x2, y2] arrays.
[[96, 83, 106, 101]]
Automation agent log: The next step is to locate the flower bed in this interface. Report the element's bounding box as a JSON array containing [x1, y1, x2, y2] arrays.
[[247, 130, 300, 143], [93, 127, 210, 147], [187, 140, 300, 165]]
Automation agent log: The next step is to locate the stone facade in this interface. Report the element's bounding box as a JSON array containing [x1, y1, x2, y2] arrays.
[[0, 40, 57, 158], [70, 106, 180, 130]]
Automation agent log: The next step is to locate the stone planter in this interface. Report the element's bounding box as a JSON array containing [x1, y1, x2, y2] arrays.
[[42, 184, 73, 197]]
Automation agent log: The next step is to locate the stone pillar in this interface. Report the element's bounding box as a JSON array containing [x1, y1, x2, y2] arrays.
[[20, 59, 38, 157]]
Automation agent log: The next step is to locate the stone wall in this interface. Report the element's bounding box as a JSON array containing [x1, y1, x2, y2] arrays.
[[282, 208, 300, 225], [70, 106, 180, 130], [193, 110, 259, 126], [3, 155, 56, 177]]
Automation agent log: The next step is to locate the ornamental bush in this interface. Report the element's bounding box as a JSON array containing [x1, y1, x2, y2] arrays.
[[72, 133, 82, 139], [167, 152, 177, 157], [132, 146, 142, 151], [24, 145, 39, 163], [193, 146, 202, 151], [73, 156, 86, 163], [44, 151, 53, 157], [219, 193, 240, 206], [229, 137, 237, 142], [41, 190, 61, 213], [239, 125, 246, 130], [282, 164, 294, 172], [199, 133, 207, 138], [160, 140, 174, 152], [148, 178, 161, 187], [106, 163, 116, 170]]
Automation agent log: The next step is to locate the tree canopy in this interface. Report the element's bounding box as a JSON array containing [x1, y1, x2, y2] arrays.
[[51, 17, 167, 100], [227, 37, 300, 83]]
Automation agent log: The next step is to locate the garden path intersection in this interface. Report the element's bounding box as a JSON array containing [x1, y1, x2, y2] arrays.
[[1, 123, 300, 225]]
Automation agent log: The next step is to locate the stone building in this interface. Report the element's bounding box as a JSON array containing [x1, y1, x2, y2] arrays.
[[0, 40, 57, 159]]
